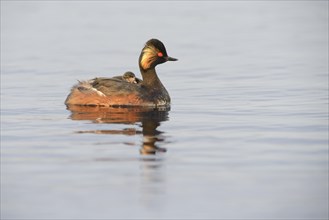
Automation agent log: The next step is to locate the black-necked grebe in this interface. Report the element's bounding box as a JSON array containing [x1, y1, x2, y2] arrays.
[[65, 39, 177, 107], [112, 71, 140, 84]]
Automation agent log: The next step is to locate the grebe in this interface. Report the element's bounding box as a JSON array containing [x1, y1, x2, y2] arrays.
[[112, 71, 140, 84], [65, 39, 177, 107]]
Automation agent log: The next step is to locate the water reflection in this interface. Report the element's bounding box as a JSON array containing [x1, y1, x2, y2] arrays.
[[66, 105, 170, 155]]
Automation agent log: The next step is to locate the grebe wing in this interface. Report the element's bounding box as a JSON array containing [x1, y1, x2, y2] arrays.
[[90, 77, 142, 96]]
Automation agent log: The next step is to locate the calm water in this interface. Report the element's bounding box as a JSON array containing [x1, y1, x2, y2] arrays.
[[1, 1, 328, 219]]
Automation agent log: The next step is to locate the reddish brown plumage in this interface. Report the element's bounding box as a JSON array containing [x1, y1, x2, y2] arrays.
[[65, 85, 149, 107]]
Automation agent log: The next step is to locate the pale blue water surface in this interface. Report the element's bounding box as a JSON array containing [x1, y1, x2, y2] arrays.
[[1, 1, 328, 219]]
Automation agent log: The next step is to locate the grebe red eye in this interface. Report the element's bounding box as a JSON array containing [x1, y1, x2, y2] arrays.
[[157, 52, 163, 57]]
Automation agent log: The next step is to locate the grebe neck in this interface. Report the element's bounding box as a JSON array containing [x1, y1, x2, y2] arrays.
[[140, 68, 164, 88]]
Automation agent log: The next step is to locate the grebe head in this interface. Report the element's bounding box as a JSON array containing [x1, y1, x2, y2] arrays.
[[139, 39, 177, 71], [122, 71, 137, 84]]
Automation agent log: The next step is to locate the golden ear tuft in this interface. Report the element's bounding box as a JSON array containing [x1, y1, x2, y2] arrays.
[[140, 45, 158, 70]]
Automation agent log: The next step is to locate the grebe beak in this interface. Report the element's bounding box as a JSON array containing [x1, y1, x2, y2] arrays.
[[166, 56, 178, 61]]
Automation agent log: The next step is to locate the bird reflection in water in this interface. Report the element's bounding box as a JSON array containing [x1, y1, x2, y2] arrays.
[[66, 105, 170, 155]]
